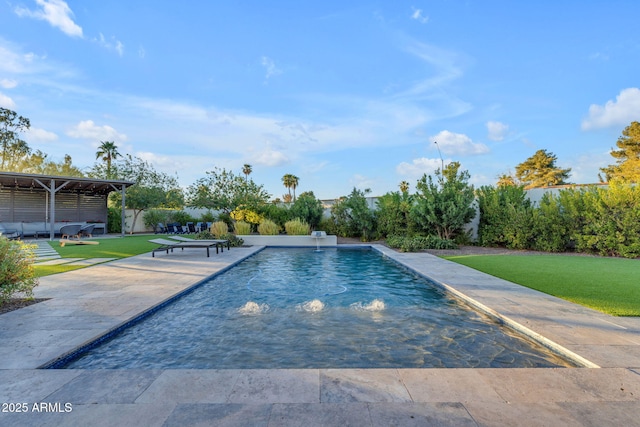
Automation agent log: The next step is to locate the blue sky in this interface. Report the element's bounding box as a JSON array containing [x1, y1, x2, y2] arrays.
[[1, 1, 639, 200]]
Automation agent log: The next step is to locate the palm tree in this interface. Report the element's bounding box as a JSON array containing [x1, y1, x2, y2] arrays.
[[242, 164, 252, 182], [95, 141, 121, 179], [399, 180, 410, 193], [282, 174, 295, 201], [290, 175, 299, 201]]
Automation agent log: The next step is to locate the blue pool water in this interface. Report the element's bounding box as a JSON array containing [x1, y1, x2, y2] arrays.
[[59, 248, 573, 369]]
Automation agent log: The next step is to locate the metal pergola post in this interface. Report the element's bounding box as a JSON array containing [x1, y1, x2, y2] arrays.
[[34, 178, 70, 241]]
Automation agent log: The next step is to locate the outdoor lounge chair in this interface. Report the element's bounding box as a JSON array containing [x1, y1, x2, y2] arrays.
[[148, 238, 221, 258], [0, 224, 20, 240], [79, 223, 95, 238], [167, 235, 230, 252], [60, 224, 83, 240], [166, 223, 186, 234]]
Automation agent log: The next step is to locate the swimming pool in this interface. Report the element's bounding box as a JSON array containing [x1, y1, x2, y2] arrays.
[[58, 248, 574, 369]]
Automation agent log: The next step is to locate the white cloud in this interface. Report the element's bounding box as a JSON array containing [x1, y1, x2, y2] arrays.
[[396, 157, 442, 178], [66, 120, 127, 142], [0, 39, 77, 80], [431, 130, 489, 155], [14, 0, 83, 38], [398, 40, 464, 97], [487, 121, 509, 141], [581, 88, 640, 130], [249, 144, 290, 167], [0, 92, 16, 109], [261, 56, 282, 81], [95, 33, 125, 56], [26, 127, 58, 142], [411, 8, 429, 24], [0, 79, 17, 89]]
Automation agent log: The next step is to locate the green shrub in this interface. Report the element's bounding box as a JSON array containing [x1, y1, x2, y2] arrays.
[[169, 210, 197, 225], [289, 192, 324, 228], [194, 231, 215, 239], [143, 209, 169, 232], [233, 221, 252, 235], [217, 212, 233, 229], [476, 185, 532, 247], [386, 235, 457, 252], [577, 181, 640, 258], [210, 221, 229, 238], [0, 237, 38, 305], [257, 203, 290, 229], [258, 219, 280, 235], [330, 188, 377, 241], [284, 218, 310, 235], [531, 192, 573, 252], [200, 211, 216, 223], [194, 231, 244, 247], [501, 202, 534, 249], [375, 191, 416, 238], [107, 206, 122, 233], [221, 233, 244, 247]]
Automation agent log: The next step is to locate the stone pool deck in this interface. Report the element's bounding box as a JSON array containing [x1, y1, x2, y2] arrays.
[[0, 244, 638, 426]]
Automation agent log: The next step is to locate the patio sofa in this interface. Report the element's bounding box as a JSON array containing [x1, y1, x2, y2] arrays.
[[0, 222, 106, 238]]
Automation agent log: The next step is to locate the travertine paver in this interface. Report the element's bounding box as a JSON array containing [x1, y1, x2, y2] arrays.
[[62, 257, 116, 266], [35, 258, 83, 265], [0, 244, 639, 426]]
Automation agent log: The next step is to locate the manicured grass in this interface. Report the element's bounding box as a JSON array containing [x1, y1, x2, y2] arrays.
[[34, 264, 85, 277], [54, 235, 158, 258], [442, 254, 640, 317], [34, 235, 158, 277]]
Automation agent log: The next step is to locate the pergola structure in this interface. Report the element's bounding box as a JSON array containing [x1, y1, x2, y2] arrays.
[[0, 171, 135, 239]]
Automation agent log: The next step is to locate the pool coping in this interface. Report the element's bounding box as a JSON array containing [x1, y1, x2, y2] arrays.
[[1, 244, 639, 426]]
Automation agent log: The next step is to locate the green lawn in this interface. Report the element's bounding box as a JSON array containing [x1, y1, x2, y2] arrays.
[[34, 235, 158, 277], [442, 254, 640, 317]]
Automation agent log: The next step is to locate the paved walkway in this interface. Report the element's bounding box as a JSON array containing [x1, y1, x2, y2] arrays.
[[0, 245, 639, 426], [28, 240, 116, 267], [30, 240, 61, 262]]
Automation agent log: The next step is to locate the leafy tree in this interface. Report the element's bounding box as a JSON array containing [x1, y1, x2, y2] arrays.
[[289, 191, 324, 228], [412, 162, 475, 241], [515, 149, 571, 189], [101, 154, 184, 233], [600, 121, 640, 183], [329, 188, 376, 240], [20, 151, 84, 176], [95, 141, 121, 179], [0, 107, 31, 171], [187, 167, 270, 214], [399, 180, 410, 193]]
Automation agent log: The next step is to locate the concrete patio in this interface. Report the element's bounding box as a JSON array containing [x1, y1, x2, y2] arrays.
[[0, 244, 639, 426]]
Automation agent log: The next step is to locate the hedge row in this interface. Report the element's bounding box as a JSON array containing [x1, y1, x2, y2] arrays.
[[477, 181, 640, 258]]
